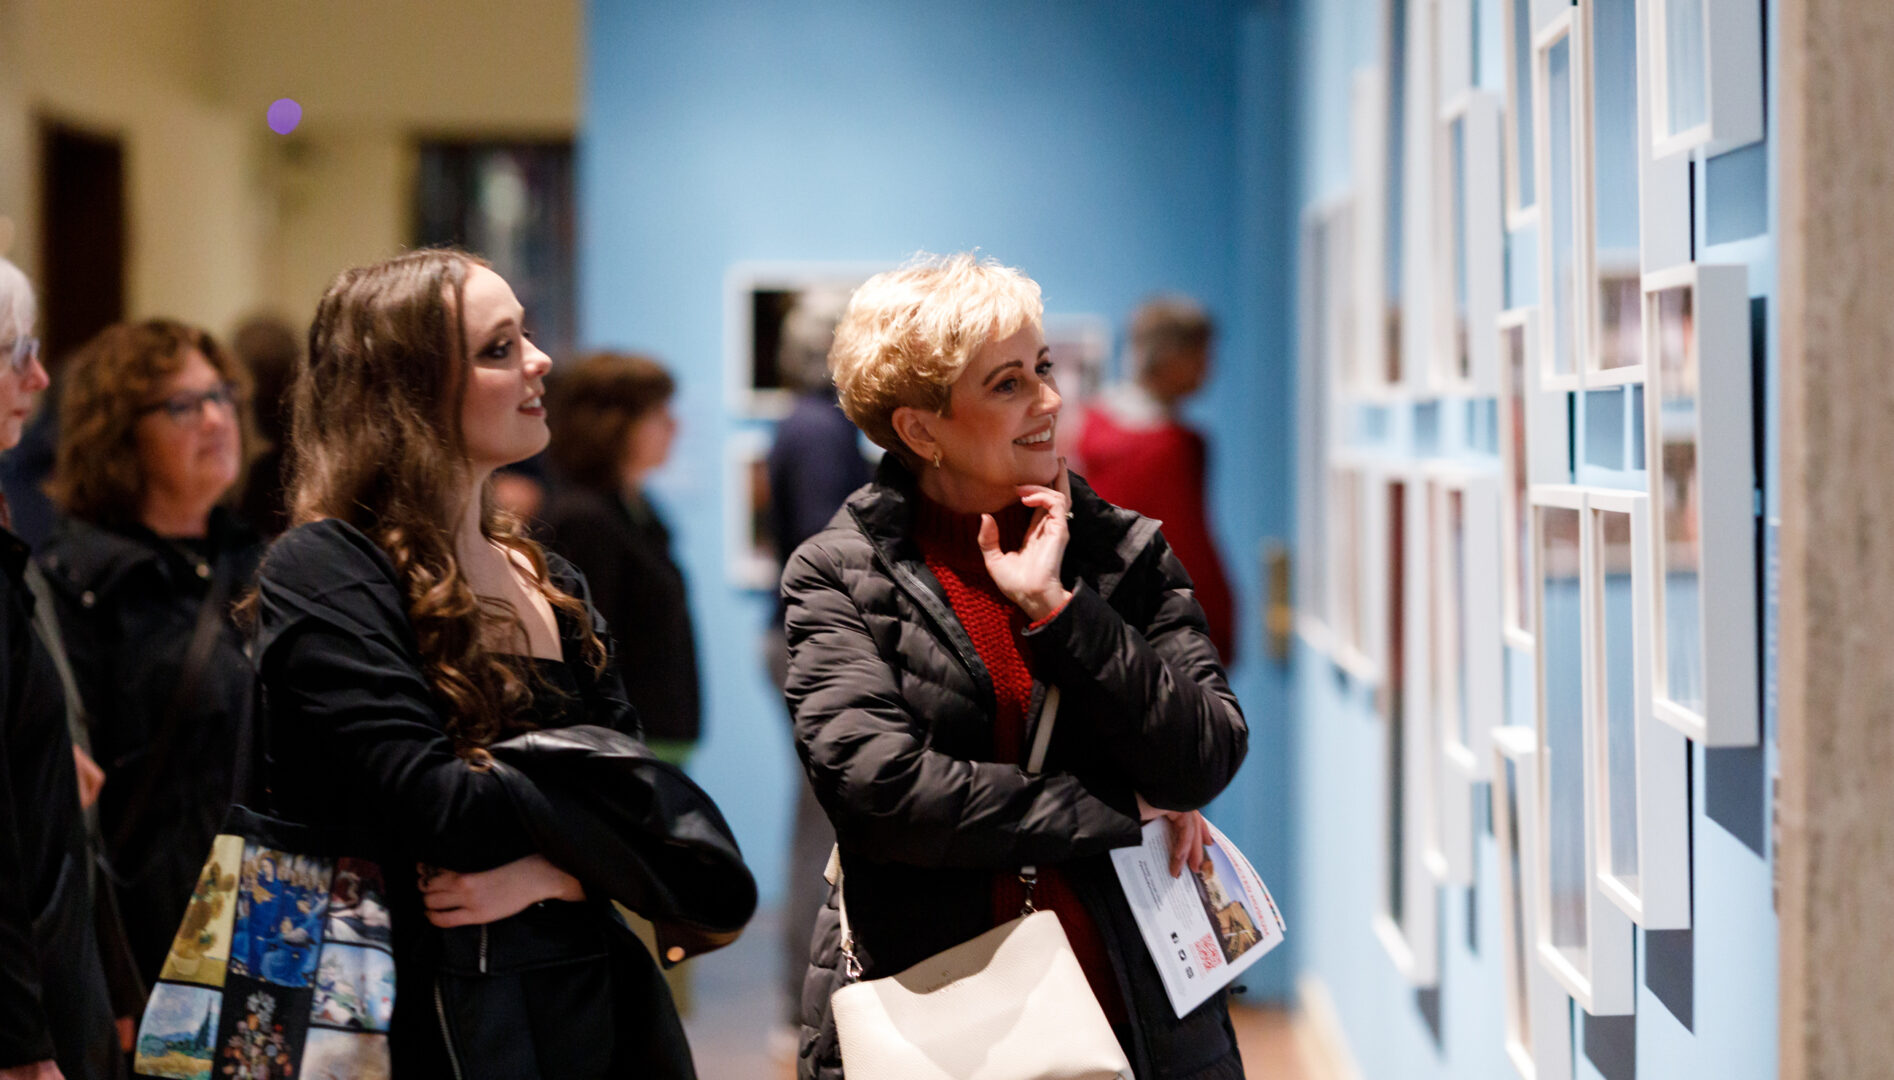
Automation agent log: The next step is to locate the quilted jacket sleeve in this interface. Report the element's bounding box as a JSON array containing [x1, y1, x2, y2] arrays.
[[1023, 531, 1248, 811], [782, 540, 1142, 870]]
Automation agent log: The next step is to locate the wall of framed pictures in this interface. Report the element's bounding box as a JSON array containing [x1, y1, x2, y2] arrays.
[[1290, 0, 1778, 1074]]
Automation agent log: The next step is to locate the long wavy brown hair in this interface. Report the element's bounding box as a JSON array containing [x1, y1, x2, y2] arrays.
[[287, 248, 603, 754]]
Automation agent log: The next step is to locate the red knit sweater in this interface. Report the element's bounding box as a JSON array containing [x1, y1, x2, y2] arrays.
[[911, 494, 1128, 1026]]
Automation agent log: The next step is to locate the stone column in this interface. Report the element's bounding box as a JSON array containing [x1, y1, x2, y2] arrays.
[[1777, 2, 1894, 1076]]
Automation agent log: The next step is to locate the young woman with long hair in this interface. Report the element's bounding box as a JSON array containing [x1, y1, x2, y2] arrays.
[[251, 249, 711, 1077]]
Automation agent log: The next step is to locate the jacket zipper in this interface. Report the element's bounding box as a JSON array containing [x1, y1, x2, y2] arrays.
[[479, 925, 488, 973], [434, 979, 466, 1080]]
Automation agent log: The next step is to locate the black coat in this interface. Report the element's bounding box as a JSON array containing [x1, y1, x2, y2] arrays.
[[538, 487, 702, 744], [0, 525, 117, 1079], [252, 519, 701, 1078], [782, 457, 1250, 1080], [36, 511, 262, 987]]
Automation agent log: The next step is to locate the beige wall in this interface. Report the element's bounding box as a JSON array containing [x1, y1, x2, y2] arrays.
[[0, 0, 578, 339]]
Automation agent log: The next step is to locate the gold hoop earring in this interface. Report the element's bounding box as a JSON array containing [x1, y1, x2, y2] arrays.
[[931, 451, 943, 469]]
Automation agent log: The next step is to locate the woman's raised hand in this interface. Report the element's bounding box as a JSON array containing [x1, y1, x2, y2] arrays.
[[417, 854, 586, 928], [978, 458, 1076, 623]]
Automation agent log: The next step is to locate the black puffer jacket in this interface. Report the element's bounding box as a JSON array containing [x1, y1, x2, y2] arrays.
[[782, 457, 1250, 1080]]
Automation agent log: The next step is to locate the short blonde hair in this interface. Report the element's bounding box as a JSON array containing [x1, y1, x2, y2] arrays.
[[829, 252, 1044, 457]]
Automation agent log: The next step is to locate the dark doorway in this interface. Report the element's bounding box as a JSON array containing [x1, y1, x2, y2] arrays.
[[40, 120, 127, 365]]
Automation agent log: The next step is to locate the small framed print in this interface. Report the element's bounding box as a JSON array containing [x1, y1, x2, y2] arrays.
[[1351, 66, 1403, 399], [1646, 0, 1764, 160], [1297, 200, 1355, 651], [1434, 89, 1505, 395], [1584, 490, 1690, 930], [1643, 263, 1758, 746], [1493, 726, 1576, 1080], [724, 261, 882, 418], [1531, 484, 1634, 1015], [723, 429, 777, 591]]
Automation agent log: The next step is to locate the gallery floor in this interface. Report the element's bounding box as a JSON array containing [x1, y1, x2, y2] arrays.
[[681, 907, 1312, 1080]]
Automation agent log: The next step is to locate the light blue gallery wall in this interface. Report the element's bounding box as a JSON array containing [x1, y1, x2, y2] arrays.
[[579, 0, 1303, 998], [1289, 0, 1779, 1077]]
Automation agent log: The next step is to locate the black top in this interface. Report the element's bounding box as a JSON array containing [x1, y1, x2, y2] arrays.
[[538, 487, 701, 743], [36, 509, 263, 986], [252, 518, 642, 1076], [0, 524, 115, 1078]]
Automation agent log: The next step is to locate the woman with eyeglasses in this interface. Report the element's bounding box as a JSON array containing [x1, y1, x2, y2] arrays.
[[0, 257, 120, 1080], [35, 319, 264, 988]]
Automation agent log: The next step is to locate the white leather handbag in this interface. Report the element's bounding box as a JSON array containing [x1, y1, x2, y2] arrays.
[[827, 687, 1134, 1080]]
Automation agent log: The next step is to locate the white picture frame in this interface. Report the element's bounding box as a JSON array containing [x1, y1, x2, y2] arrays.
[[1493, 726, 1577, 1080], [1297, 199, 1354, 651], [1643, 263, 1758, 746], [1579, 0, 1647, 387], [1352, 68, 1398, 399], [1636, 0, 1692, 273], [1399, 0, 1440, 396], [1430, 465, 1503, 886], [723, 261, 883, 418], [1434, 89, 1505, 395], [1531, 485, 1634, 1015], [1532, 12, 1589, 394], [1372, 466, 1440, 986], [1646, 0, 1764, 160], [1501, 0, 1540, 226], [723, 428, 777, 590], [1329, 459, 1378, 681], [1584, 490, 1692, 929]]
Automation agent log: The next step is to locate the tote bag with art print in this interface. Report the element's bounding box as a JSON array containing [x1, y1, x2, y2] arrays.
[[131, 807, 394, 1080]]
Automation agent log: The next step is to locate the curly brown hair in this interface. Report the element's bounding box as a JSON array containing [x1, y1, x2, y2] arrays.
[[288, 248, 604, 754], [545, 352, 675, 492], [48, 319, 252, 528]]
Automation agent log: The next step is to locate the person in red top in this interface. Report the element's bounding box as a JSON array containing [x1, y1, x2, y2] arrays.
[[1074, 296, 1237, 662]]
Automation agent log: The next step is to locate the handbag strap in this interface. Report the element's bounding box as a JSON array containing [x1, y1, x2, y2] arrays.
[[831, 685, 1060, 981]]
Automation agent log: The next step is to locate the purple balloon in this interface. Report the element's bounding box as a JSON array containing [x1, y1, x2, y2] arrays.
[[267, 99, 302, 135]]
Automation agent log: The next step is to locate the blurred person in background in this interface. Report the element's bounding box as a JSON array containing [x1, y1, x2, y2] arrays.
[[231, 314, 300, 538], [762, 287, 870, 1041], [540, 352, 700, 764], [784, 254, 1248, 1080], [1073, 295, 1236, 663], [37, 319, 263, 989], [0, 256, 119, 1080]]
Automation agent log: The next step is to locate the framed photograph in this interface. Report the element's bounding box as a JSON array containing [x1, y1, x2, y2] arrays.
[[1647, 0, 1764, 160], [1492, 726, 1576, 1080], [1584, 490, 1691, 929], [1581, 0, 1646, 386], [1531, 485, 1633, 1015], [1434, 89, 1505, 394], [1436, 0, 1474, 106], [1532, 11, 1588, 393], [1372, 466, 1440, 986], [724, 261, 883, 418], [1643, 263, 1758, 746], [1500, 0, 1540, 226], [723, 429, 777, 591], [1429, 465, 1502, 886]]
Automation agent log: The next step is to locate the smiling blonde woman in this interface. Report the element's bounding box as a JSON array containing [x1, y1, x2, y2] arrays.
[[783, 252, 1251, 1080]]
